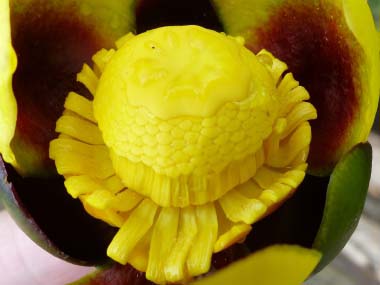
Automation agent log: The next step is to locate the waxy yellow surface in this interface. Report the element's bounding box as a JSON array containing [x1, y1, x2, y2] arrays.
[[0, 0, 17, 168], [194, 245, 321, 285]]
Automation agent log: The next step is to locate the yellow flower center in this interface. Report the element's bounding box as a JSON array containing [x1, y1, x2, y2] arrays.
[[95, 26, 279, 207], [49, 25, 316, 284], [96, 26, 266, 119]]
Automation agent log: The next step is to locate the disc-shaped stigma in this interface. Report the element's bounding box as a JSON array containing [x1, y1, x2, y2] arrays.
[[94, 26, 279, 207], [50, 25, 316, 284]]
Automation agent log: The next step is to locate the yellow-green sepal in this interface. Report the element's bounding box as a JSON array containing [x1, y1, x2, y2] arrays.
[[0, 0, 18, 169], [11, 0, 137, 41], [194, 245, 321, 285], [2, 0, 137, 177], [211, 0, 380, 175], [68, 245, 321, 285], [312, 143, 372, 272]]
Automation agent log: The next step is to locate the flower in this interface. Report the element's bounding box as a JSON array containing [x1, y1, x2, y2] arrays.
[[0, 0, 378, 284], [49, 25, 317, 283]]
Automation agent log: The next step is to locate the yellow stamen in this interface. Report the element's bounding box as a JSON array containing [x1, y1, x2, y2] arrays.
[[129, 230, 151, 272], [266, 122, 312, 168], [56, 115, 103, 145], [64, 92, 96, 122], [214, 224, 252, 253], [81, 199, 125, 228], [108, 189, 143, 212], [147, 207, 180, 284], [92, 48, 116, 75], [50, 138, 113, 179], [65, 175, 107, 198], [187, 203, 218, 276], [76, 64, 99, 96], [115, 32, 135, 49], [107, 199, 158, 265], [84, 190, 115, 210], [164, 207, 198, 283], [219, 190, 267, 224]]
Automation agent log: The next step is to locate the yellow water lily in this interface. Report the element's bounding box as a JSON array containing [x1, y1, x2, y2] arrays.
[[49, 25, 316, 283], [0, 0, 378, 285]]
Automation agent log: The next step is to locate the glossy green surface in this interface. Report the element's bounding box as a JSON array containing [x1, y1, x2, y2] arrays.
[[313, 143, 372, 272]]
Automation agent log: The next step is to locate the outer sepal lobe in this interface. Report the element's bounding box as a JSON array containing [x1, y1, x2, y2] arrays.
[[212, 0, 380, 175], [313, 142, 372, 271], [6, 0, 136, 177]]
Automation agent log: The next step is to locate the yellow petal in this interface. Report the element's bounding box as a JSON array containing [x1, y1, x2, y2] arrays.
[[193, 245, 321, 285]]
